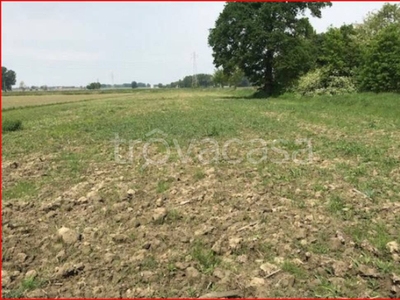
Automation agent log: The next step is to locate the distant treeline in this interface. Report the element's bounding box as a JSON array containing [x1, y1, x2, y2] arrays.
[[166, 71, 251, 88]]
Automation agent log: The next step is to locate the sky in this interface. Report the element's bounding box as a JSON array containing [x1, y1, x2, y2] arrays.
[[2, 2, 386, 87]]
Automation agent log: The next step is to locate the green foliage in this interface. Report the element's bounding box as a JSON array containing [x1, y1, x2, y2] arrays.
[[191, 241, 220, 274], [86, 82, 101, 90], [208, 2, 331, 95], [169, 74, 213, 88], [228, 68, 245, 88], [358, 24, 400, 93], [212, 68, 250, 88], [2, 66, 17, 91], [3, 277, 44, 298], [296, 68, 356, 96], [357, 3, 400, 42], [212, 69, 228, 88], [2, 119, 23, 133], [316, 25, 361, 77], [131, 81, 138, 89]]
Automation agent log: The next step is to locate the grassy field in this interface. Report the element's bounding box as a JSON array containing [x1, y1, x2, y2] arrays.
[[2, 89, 400, 298], [1, 89, 139, 109]]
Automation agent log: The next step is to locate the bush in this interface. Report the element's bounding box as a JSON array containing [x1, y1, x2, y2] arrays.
[[295, 68, 356, 97], [2, 119, 23, 133]]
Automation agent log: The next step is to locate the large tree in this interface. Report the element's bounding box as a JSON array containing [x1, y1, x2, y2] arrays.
[[2, 66, 17, 91], [208, 2, 331, 96]]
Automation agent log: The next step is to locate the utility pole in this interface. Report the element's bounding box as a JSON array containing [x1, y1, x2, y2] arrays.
[[191, 52, 198, 88]]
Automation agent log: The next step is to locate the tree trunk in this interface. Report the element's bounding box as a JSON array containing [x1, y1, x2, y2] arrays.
[[263, 50, 274, 96]]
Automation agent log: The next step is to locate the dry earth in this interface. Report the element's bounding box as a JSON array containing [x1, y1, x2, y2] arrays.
[[2, 155, 400, 298]]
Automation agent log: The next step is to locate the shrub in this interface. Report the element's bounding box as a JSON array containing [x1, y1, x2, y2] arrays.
[[2, 119, 23, 133], [295, 68, 356, 97]]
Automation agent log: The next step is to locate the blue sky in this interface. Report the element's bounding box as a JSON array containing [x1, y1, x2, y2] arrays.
[[2, 2, 385, 87]]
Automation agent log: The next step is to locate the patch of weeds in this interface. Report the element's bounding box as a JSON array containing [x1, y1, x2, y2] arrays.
[[165, 209, 182, 223], [187, 287, 198, 298], [21, 277, 42, 290], [328, 195, 344, 214], [362, 188, 376, 199], [167, 262, 177, 273], [191, 240, 220, 274], [326, 195, 355, 221], [281, 260, 306, 279], [370, 222, 392, 252], [2, 180, 36, 200], [193, 169, 206, 181], [260, 215, 268, 224], [366, 277, 380, 291], [3, 277, 44, 298], [2, 119, 23, 133], [374, 259, 394, 274], [312, 276, 342, 297], [141, 256, 158, 270], [156, 180, 171, 194], [346, 224, 367, 244], [313, 184, 325, 192], [3, 288, 26, 299], [256, 242, 275, 260], [309, 241, 330, 255], [347, 222, 392, 253], [128, 233, 136, 241], [293, 198, 306, 209]]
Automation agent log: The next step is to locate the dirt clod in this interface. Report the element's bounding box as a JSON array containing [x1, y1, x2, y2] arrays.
[[248, 277, 265, 287], [16, 253, 28, 263], [57, 227, 80, 245], [152, 208, 167, 223], [185, 266, 200, 278], [25, 270, 37, 279], [358, 265, 381, 278], [387, 241, 399, 254]]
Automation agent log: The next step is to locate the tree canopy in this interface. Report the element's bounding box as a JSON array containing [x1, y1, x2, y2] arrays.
[[2, 66, 17, 91], [359, 23, 400, 93], [208, 2, 331, 95], [86, 82, 101, 90]]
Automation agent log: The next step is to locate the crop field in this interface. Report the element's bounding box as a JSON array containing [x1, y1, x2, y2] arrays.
[[1, 90, 136, 109], [2, 89, 400, 298]]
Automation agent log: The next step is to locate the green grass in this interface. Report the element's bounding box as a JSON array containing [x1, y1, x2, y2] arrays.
[[2, 88, 400, 297], [190, 240, 221, 274], [3, 277, 45, 298], [156, 180, 171, 194], [2, 119, 23, 133], [281, 260, 307, 279], [2, 181, 37, 200]]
